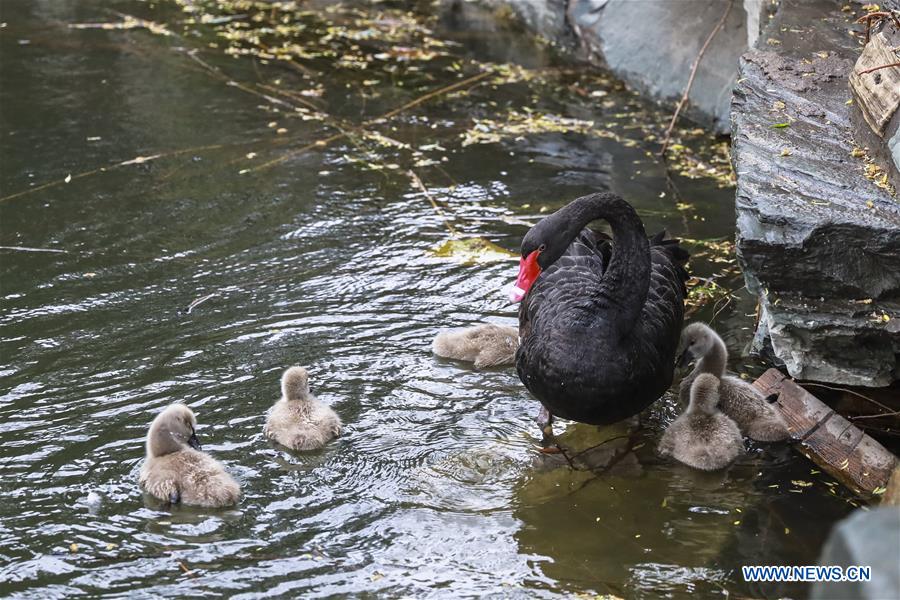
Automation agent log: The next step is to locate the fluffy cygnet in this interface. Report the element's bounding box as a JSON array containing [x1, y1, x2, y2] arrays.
[[139, 403, 240, 507], [658, 373, 744, 471], [431, 323, 518, 369], [678, 322, 789, 442], [264, 367, 341, 451]]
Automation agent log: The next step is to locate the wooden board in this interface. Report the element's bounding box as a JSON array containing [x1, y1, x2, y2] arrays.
[[848, 31, 900, 137], [753, 368, 898, 498]]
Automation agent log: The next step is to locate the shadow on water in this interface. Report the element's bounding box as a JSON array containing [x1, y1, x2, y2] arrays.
[[0, 0, 858, 597]]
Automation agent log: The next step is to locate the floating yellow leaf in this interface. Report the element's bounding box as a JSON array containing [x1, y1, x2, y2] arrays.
[[430, 237, 517, 264], [791, 480, 813, 487]]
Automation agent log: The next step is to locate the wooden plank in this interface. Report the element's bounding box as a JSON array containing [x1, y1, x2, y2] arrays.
[[752, 368, 898, 498], [848, 31, 900, 137]]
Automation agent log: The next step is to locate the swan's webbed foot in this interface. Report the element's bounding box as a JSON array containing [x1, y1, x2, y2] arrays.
[[536, 406, 558, 452]]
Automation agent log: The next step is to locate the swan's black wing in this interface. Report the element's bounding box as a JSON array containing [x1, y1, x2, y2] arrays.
[[518, 228, 611, 341], [633, 232, 690, 394]]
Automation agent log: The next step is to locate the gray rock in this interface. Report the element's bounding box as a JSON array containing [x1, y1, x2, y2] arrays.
[[811, 507, 900, 600], [458, 0, 771, 133], [568, 0, 762, 134], [732, 0, 900, 386]]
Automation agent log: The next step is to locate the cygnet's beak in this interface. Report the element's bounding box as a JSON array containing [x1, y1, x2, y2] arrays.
[[188, 427, 201, 451], [675, 348, 692, 369]]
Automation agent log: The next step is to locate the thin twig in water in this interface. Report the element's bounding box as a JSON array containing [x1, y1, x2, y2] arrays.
[[186, 293, 218, 314], [849, 410, 900, 421], [800, 382, 895, 414], [0, 246, 69, 254], [372, 70, 492, 123], [570, 434, 631, 461], [177, 559, 197, 578], [659, 0, 734, 157], [407, 170, 457, 236], [245, 71, 493, 173], [0, 144, 230, 203]]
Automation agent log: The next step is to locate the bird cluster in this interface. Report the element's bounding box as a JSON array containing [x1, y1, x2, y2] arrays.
[[430, 192, 788, 472], [139, 366, 341, 507], [658, 323, 790, 471], [433, 321, 789, 472], [145, 193, 788, 508]]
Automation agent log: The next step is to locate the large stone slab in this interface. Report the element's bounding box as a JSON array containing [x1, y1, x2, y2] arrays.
[[568, 0, 765, 134], [457, 0, 771, 133], [732, 0, 900, 386]]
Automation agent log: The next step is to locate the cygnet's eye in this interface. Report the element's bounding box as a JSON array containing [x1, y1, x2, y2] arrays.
[[538, 243, 546, 252]]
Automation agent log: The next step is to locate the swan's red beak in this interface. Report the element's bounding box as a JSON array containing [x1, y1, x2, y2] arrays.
[[510, 249, 541, 303]]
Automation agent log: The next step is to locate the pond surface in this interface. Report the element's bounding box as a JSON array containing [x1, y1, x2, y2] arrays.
[[0, 1, 859, 598]]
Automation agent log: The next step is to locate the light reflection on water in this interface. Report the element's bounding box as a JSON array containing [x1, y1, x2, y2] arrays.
[[0, 1, 857, 598]]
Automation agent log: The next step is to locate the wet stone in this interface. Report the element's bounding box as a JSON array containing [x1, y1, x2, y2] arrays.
[[732, 0, 900, 386]]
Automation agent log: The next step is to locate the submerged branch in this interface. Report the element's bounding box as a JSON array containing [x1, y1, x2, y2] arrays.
[[407, 170, 458, 236], [659, 0, 734, 156]]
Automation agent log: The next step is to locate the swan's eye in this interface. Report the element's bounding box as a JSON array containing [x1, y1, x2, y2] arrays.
[[538, 244, 546, 252]]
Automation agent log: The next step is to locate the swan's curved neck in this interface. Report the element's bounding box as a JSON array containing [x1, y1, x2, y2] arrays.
[[697, 334, 728, 377], [556, 193, 650, 329]]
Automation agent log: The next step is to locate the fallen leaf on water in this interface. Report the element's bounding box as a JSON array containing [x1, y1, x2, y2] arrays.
[[70, 543, 79, 552], [430, 237, 517, 264], [791, 480, 813, 487], [65, 174, 72, 183], [770, 122, 790, 129]]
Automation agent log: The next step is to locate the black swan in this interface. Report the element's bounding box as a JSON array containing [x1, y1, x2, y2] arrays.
[[264, 366, 342, 451], [432, 323, 519, 368], [510, 192, 689, 438], [677, 323, 789, 441], [657, 373, 743, 471], [140, 403, 241, 507]]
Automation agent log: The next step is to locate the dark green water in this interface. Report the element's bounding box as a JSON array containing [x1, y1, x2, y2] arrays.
[[0, 1, 858, 598]]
